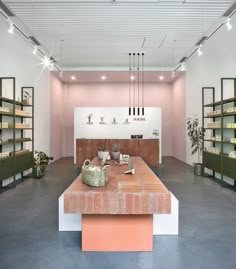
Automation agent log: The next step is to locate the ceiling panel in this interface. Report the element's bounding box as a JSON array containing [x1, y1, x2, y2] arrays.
[[1, 0, 235, 71]]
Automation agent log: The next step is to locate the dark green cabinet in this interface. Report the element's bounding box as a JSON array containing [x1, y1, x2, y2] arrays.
[[0, 157, 14, 181], [0, 77, 34, 187], [202, 78, 236, 189]]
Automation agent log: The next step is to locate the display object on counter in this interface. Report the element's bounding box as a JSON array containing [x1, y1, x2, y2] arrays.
[[82, 159, 109, 187]]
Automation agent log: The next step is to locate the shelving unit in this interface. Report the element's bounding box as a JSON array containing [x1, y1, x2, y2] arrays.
[[0, 77, 34, 187], [202, 78, 236, 190]]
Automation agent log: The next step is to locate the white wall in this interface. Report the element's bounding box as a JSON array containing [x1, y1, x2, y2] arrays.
[[0, 19, 51, 185], [172, 74, 186, 162], [50, 74, 64, 161], [185, 14, 236, 166]]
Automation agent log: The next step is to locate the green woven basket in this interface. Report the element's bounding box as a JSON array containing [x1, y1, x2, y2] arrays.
[[82, 159, 109, 187]]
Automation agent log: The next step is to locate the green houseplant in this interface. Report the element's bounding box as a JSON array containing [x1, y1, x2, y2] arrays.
[[33, 151, 54, 178], [187, 117, 205, 176]]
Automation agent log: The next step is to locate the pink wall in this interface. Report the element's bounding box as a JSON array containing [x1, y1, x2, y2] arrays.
[[172, 74, 186, 162], [50, 74, 64, 161], [62, 83, 173, 157]]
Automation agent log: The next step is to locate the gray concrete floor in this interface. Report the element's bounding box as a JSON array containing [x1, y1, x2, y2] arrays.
[[0, 157, 236, 269]]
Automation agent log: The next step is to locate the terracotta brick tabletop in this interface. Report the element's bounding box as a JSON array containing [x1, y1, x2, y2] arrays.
[[64, 157, 171, 215]]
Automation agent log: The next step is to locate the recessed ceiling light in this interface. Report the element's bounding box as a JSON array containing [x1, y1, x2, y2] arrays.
[[71, 76, 76, 80], [101, 75, 106, 80], [130, 76, 135, 80], [160, 76, 164, 80]]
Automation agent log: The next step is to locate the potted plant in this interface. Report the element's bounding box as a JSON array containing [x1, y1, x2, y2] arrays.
[[110, 143, 120, 160], [33, 151, 54, 178], [23, 90, 32, 105], [187, 117, 205, 176], [97, 146, 109, 160]]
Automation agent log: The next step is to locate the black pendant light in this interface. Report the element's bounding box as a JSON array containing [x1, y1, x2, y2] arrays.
[[142, 52, 145, 116], [128, 53, 131, 116], [133, 53, 136, 116], [137, 53, 140, 116]]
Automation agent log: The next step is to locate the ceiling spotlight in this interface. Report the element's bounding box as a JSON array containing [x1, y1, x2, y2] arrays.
[[197, 47, 202, 56], [226, 17, 232, 31], [71, 76, 76, 80], [33, 46, 37, 55], [160, 75, 164, 80], [42, 56, 52, 68], [8, 23, 14, 34], [101, 75, 106, 80], [181, 63, 185, 71], [130, 76, 135, 80], [171, 71, 175, 78]]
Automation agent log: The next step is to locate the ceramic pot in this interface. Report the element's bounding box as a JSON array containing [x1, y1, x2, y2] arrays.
[[111, 151, 120, 160], [33, 164, 47, 179], [194, 163, 203, 176]]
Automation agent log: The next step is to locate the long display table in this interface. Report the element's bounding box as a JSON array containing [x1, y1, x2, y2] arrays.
[[76, 139, 159, 168], [62, 157, 175, 251]]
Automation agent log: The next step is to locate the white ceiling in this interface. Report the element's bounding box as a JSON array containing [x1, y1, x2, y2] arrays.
[[1, 0, 236, 82]]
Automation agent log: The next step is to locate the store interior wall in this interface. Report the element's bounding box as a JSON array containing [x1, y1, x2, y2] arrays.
[[172, 73, 186, 163], [0, 19, 51, 156], [50, 74, 64, 160], [61, 82, 173, 157], [185, 14, 236, 166]]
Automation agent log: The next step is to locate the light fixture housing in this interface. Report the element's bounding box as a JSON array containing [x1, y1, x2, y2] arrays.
[[101, 75, 106, 80], [71, 76, 76, 80], [159, 75, 164, 80]]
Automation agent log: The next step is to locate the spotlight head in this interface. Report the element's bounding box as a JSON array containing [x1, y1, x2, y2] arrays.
[[8, 24, 14, 34], [42, 56, 52, 68], [226, 17, 232, 31], [33, 46, 37, 55], [197, 47, 202, 56]]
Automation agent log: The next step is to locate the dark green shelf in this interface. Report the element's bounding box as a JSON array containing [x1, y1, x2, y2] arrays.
[[204, 112, 236, 118], [0, 96, 32, 107], [0, 111, 32, 118], [0, 127, 32, 129], [204, 97, 236, 107], [0, 139, 32, 146], [204, 139, 236, 145]]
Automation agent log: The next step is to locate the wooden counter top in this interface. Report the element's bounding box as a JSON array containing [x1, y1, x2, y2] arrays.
[[64, 157, 171, 215]]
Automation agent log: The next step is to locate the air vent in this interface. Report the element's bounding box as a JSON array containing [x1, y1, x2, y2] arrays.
[[223, 2, 236, 17], [196, 36, 207, 46], [0, 1, 14, 16], [180, 57, 187, 63], [29, 36, 40, 46]]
